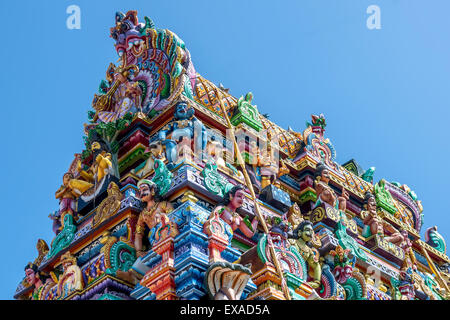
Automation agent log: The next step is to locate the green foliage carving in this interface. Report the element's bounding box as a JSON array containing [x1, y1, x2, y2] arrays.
[[374, 179, 397, 214], [201, 160, 233, 197], [105, 241, 136, 276], [426, 227, 446, 254], [230, 92, 263, 131], [334, 220, 367, 262], [361, 167, 375, 183], [343, 277, 365, 300], [152, 158, 173, 196], [47, 214, 77, 259]]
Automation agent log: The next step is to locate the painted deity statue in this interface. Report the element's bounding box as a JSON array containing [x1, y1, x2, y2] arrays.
[[209, 185, 258, 238], [51, 172, 77, 234], [286, 202, 303, 230], [204, 185, 257, 300], [245, 140, 286, 191], [360, 192, 404, 245], [116, 179, 174, 285], [69, 141, 113, 196], [288, 221, 322, 289], [399, 229, 417, 271], [134, 140, 165, 178], [107, 11, 197, 116], [157, 102, 208, 168], [24, 263, 54, 300], [206, 137, 226, 169], [56, 251, 84, 299], [134, 179, 174, 254], [314, 163, 348, 211]]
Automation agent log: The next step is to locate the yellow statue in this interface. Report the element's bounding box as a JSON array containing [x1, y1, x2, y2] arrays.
[[56, 251, 84, 299], [289, 220, 322, 289], [69, 142, 113, 196], [287, 203, 303, 230]]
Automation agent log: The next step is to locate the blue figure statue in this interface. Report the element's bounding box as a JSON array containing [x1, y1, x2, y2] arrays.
[[157, 102, 207, 168]]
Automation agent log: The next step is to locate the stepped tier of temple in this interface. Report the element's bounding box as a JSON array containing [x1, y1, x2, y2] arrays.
[[15, 10, 450, 300]]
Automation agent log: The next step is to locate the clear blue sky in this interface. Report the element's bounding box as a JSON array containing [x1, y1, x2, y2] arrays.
[[1, 0, 449, 300]]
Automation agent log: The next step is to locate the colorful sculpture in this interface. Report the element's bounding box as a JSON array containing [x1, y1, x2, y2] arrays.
[[24, 263, 53, 300], [313, 163, 348, 211], [15, 10, 450, 302], [134, 140, 165, 178], [69, 141, 113, 195], [107, 11, 196, 116], [56, 252, 84, 299], [92, 63, 141, 122], [115, 179, 173, 284], [157, 102, 208, 167], [425, 226, 447, 255], [52, 172, 77, 233], [361, 191, 404, 245], [208, 185, 258, 238], [201, 159, 234, 197], [374, 179, 397, 214], [203, 185, 257, 299], [361, 167, 376, 183], [286, 203, 303, 230], [329, 245, 353, 284], [230, 92, 263, 132], [288, 221, 322, 289], [399, 229, 417, 271], [151, 158, 173, 196], [92, 182, 123, 228]]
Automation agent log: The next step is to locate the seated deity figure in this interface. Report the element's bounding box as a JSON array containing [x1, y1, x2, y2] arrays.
[[314, 163, 348, 211], [288, 221, 322, 289], [209, 185, 258, 238], [115, 179, 174, 285], [360, 192, 404, 245], [56, 251, 84, 299], [69, 141, 113, 196]]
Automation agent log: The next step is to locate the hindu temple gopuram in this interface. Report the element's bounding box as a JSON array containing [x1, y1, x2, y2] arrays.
[[14, 10, 450, 301]]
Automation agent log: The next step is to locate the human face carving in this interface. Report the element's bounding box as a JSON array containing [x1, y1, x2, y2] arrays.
[[230, 190, 245, 210], [368, 196, 376, 210], [25, 269, 36, 285], [321, 169, 330, 181], [175, 103, 188, 119], [138, 184, 153, 202], [301, 225, 314, 242], [63, 173, 72, 186]]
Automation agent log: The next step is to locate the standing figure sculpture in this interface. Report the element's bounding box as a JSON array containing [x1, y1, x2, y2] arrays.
[[52, 172, 78, 234], [116, 179, 174, 285], [204, 185, 258, 300], [209, 185, 258, 238], [399, 229, 417, 271], [289, 221, 322, 289], [314, 163, 348, 211], [157, 102, 208, 168]]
